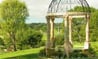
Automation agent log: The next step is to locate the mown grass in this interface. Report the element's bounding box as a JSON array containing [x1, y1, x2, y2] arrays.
[[6, 53, 38, 59], [0, 42, 98, 59], [0, 47, 43, 59]]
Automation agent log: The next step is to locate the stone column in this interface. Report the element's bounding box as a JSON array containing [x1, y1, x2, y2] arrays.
[[64, 17, 69, 41], [84, 15, 90, 49], [46, 16, 51, 49], [64, 16, 73, 59], [68, 16, 72, 45], [50, 17, 55, 48]]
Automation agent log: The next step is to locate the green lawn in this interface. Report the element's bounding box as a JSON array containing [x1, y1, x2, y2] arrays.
[[6, 54, 39, 59], [0, 42, 98, 59], [0, 47, 43, 59]]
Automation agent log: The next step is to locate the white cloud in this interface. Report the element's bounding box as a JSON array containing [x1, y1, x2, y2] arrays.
[[23, 0, 98, 18], [87, 0, 98, 8], [23, 0, 51, 18], [0, 0, 98, 19]]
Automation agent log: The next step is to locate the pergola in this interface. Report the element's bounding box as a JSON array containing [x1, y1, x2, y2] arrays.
[[46, 0, 91, 57]]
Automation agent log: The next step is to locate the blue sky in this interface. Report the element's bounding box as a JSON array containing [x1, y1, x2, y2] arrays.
[[0, 0, 98, 23]]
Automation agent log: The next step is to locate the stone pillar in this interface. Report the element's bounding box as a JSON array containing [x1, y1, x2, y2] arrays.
[[64, 16, 73, 59], [46, 16, 51, 49], [68, 16, 72, 45], [64, 17, 68, 40], [46, 16, 55, 56], [50, 17, 55, 48], [84, 15, 90, 49]]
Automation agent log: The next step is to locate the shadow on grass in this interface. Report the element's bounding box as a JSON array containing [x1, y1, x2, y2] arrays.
[[6, 53, 39, 59]]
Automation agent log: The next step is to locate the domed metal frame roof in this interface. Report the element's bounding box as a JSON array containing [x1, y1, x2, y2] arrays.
[[48, 0, 91, 13]]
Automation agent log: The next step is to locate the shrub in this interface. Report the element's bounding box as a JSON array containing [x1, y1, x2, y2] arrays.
[[55, 34, 64, 45], [39, 48, 46, 57]]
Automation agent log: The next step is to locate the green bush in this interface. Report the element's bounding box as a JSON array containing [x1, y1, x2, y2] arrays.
[[39, 48, 46, 57], [90, 42, 98, 55], [71, 50, 88, 58], [21, 45, 31, 50], [39, 47, 66, 58], [0, 38, 4, 45], [20, 31, 43, 49], [55, 34, 64, 45], [39, 40, 46, 47]]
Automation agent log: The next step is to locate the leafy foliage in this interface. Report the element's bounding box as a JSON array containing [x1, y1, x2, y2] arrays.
[[0, 0, 28, 51], [69, 6, 98, 42], [21, 30, 43, 48], [55, 33, 64, 45], [0, 38, 4, 45], [90, 10, 98, 41]]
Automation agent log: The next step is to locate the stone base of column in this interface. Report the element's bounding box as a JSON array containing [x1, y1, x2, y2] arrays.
[[83, 41, 90, 50], [45, 47, 55, 57], [64, 41, 73, 59]]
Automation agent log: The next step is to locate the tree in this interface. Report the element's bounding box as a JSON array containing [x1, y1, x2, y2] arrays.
[[69, 6, 97, 42], [0, 38, 4, 45], [20, 30, 42, 49], [90, 10, 98, 41], [0, 0, 28, 51]]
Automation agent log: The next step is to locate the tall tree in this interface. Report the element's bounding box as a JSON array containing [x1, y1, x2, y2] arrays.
[[90, 10, 98, 41], [70, 6, 96, 42], [0, 0, 28, 51]]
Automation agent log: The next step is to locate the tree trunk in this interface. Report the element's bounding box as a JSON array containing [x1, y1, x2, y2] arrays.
[[9, 32, 17, 51]]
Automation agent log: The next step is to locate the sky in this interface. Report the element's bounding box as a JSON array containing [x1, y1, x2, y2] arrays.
[[0, 0, 98, 23], [23, 0, 98, 23]]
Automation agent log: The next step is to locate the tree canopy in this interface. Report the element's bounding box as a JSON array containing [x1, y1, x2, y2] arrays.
[[0, 0, 28, 51]]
